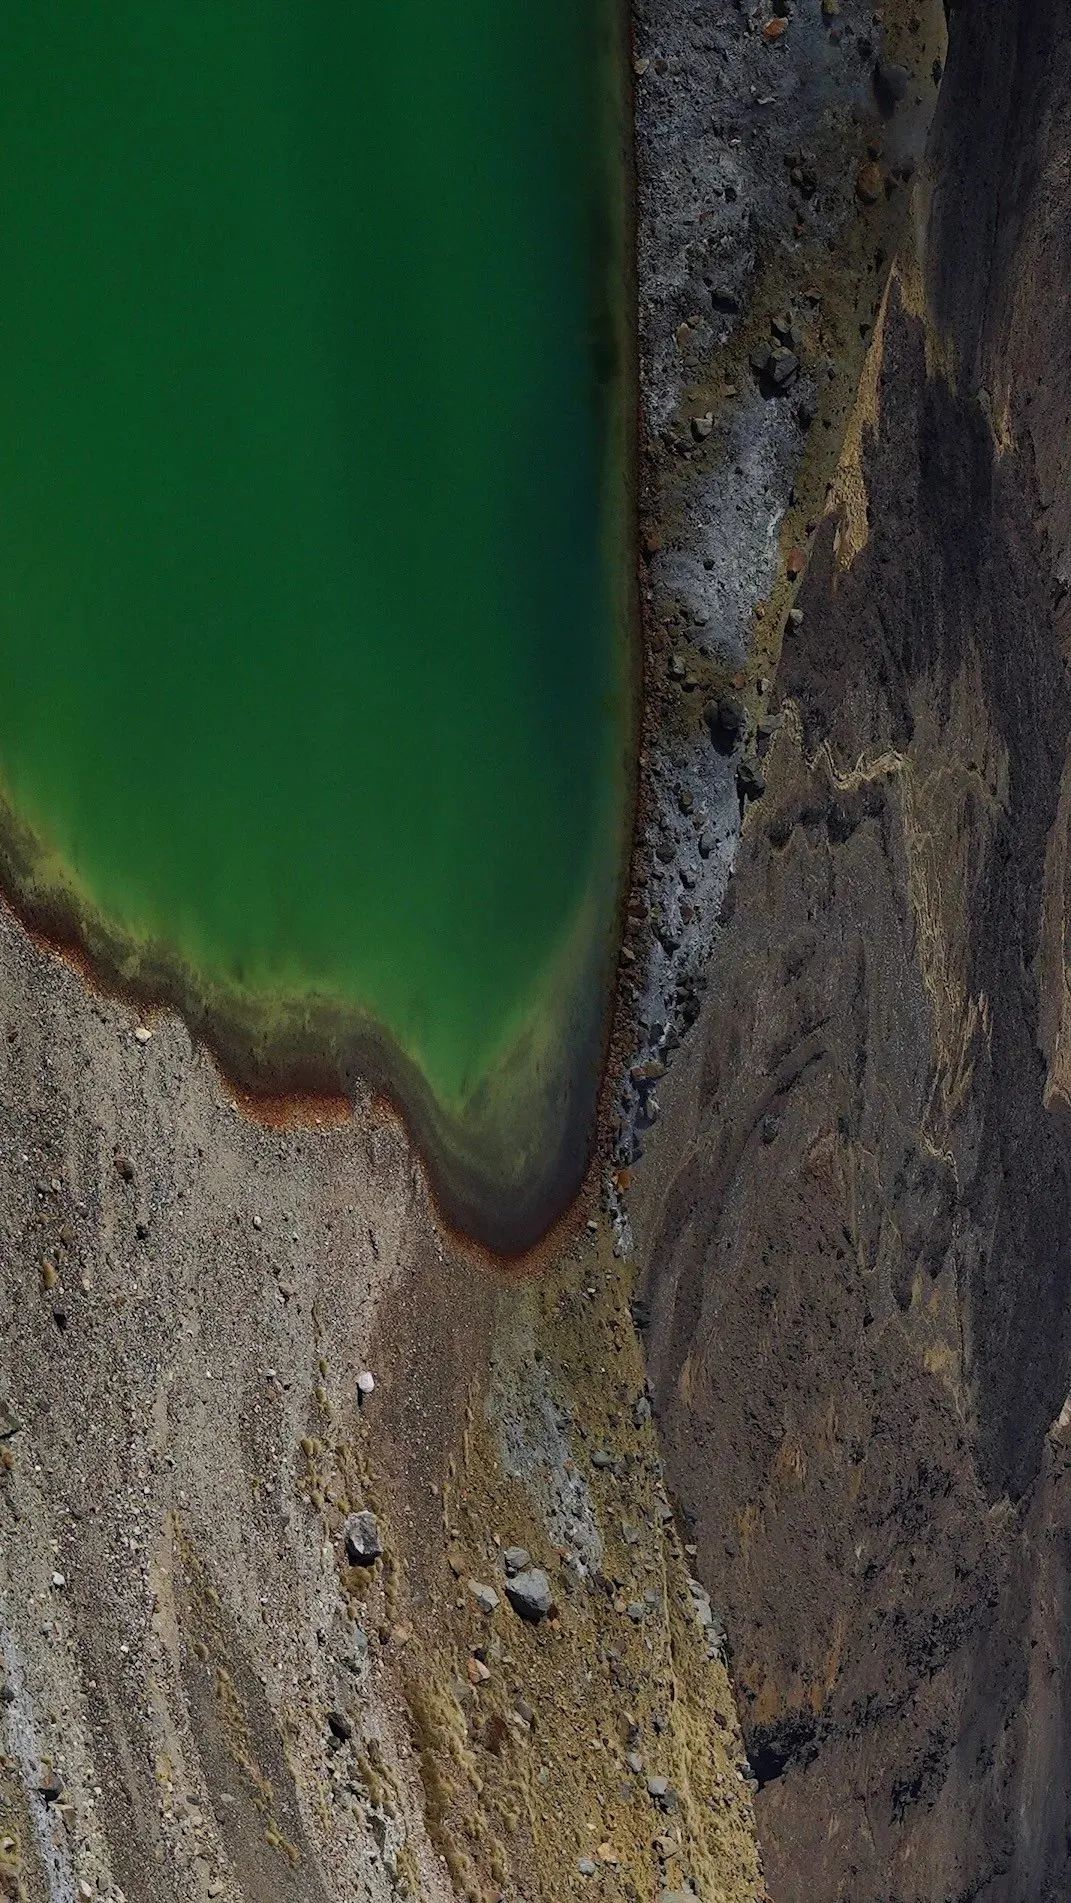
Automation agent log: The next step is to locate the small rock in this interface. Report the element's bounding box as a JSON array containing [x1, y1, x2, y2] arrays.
[[578, 1858, 597, 1877], [691, 412, 714, 441], [631, 1060, 666, 1086], [627, 1750, 644, 1774], [647, 1776, 679, 1813], [468, 1580, 500, 1615], [38, 1774, 63, 1804], [502, 1546, 530, 1577], [737, 758, 767, 803], [343, 1511, 382, 1567], [326, 1709, 353, 1744], [705, 696, 746, 754], [769, 347, 799, 389], [356, 1370, 375, 1405], [466, 1654, 491, 1685], [133, 1025, 152, 1044], [113, 1152, 135, 1184], [856, 159, 884, 205], [710, 285, 740, 313], [761, 1113, 781, 1144], [874, 58, 909, 107], [505, 1568, 553, 1623]]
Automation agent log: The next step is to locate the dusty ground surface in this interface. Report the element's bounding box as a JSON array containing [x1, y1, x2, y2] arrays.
[[635, 1, 1071, 1897], [0, 906, 763, 1903]]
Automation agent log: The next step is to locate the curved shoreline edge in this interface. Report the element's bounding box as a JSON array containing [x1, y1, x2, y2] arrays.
[[0, 0, 639, 1261], [0, 787, 622, 1259]]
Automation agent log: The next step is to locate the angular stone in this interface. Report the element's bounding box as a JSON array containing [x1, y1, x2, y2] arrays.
[[504, 1567, 553, 1622], [343, 1510, 382, 1567]]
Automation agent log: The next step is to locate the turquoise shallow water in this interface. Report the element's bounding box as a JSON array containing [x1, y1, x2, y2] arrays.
[[0, 4, 629, 1122]]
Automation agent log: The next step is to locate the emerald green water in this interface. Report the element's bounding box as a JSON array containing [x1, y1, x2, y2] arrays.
[[0, 7, 628, 1124]]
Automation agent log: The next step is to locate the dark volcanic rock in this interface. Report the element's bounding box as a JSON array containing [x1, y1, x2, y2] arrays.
[[634, 3, 1071, 1899], [874, 58, 910, 107]]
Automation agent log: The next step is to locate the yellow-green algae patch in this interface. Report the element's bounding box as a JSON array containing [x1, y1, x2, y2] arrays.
[[0, 2, 634, 1249]]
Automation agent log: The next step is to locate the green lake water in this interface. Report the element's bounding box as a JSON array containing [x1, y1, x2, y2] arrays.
[[0, 6, 629, 1151]]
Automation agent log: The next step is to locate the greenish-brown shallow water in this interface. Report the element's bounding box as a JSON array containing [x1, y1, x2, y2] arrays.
[[0, 4, 632, 1247]]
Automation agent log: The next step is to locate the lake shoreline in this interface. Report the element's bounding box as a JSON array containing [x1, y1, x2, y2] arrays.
[[0, 0, 640, 1260], [0, 803, 615, 1256]]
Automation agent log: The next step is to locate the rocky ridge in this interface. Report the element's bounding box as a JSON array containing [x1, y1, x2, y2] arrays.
[[634, 1, 1071, 1898]]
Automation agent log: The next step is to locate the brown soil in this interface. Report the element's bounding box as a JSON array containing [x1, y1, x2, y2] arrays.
[[0, 889, 763, 1903]]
